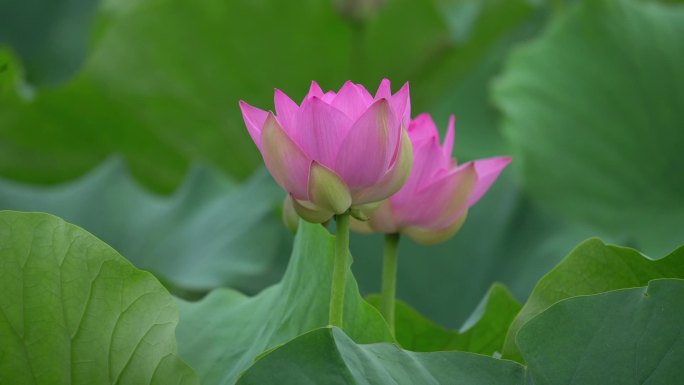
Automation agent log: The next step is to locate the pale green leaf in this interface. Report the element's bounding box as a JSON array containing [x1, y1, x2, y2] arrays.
[[0, 211, 198, 385], [175, 222, 393, 385]]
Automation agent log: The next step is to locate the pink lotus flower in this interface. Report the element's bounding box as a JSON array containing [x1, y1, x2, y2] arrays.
[[353, 113, 511, 244], [240, 80, 413, 223]]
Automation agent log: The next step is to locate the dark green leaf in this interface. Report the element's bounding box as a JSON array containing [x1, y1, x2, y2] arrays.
[[175, 221, 393, 385], [493, 0, 684, 255], [0, 0, 547, 190], [352, 171, 602, 328], [367, 283, 520, 355], [0, 0, 354, 190], [503, 239, 684, 362], [0, 211, 198, 384], [374, 0, 545, 160], [237, 327, 525, 385], [519, 279, 684, 385]]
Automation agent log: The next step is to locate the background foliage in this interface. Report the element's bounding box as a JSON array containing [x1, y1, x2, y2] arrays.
[[1, 0, 683, 383]]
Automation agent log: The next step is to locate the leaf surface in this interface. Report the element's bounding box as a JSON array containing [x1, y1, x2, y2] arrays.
[[0, 158, 290, 293], [367, 283, 520, 355], [503, 239, 684, 362], [494, 0, 684, 255], [237, 327, 525, 385], [519, 279, 684, 385], [0, 211, 198, 385], [175, 222, 393, 385]]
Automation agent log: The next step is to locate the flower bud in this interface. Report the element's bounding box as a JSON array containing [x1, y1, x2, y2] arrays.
[[352, 114, 510, 244], [240, 80, 413, 223]]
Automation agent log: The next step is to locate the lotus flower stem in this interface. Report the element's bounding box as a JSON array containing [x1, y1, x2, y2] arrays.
[[380, 233, 400, 336], [329, 212, 351, 327]]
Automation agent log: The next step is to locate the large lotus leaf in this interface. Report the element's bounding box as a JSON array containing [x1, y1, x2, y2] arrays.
[[175, 221, 393, 385], [0, 0, 549, 190], [0, 157, 290, 294], [0, 0, 352, 190], [367, 282, 520, 355], [493, 0, 684, 255], [236, 327, 525, 385], [503, 238, 684, 362], [519, 279, 684, 385], [0, 211, 198, 384], [351, 170, 602, 328], [366, 0, 545, 160]]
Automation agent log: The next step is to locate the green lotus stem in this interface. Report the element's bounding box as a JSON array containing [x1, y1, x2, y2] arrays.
[[380, 233, 400, 336], [329, 212, 351, 327]]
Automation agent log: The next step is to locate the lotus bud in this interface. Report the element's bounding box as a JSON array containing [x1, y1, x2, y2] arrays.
[[352, 114, 511, 244], [240, 79, 413, 224]]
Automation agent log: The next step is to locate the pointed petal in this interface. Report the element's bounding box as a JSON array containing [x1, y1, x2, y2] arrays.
[[395, 163, 476, 228], [239, 101, 269, 151], [467, 156, 512, 206], [332, 81, 370, 121], [390, 82, 410, 129], [308, 161, 352, 214], [408, 113, 439, 143], [274, 89, 299, 134], [352, 127, 413, 204], [425, 163, 476, 228], [374, 78, 391, 99], [291, 195, 334, 223], [261, 113, 311, 199], [354, 83, 375, 105], [335, 99, 397, 189], [403, 209, 468, 245], [391, 137, 443, 203], [443, 115, 455, 158], [322, 91, 337, 103], [294, 97, 353, 167], [307, 81, 324, 99]]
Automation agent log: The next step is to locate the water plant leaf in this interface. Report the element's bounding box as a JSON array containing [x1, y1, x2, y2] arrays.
[[367, 283, 520, 355], [503, 239, 684, 362], [0, 158, 290, 294], [0, 211, 198, 384], [519, 279, 684, 385], [494, 0, 684, 255], [175, 221, 392, 385], [236, 327, 525, 385]]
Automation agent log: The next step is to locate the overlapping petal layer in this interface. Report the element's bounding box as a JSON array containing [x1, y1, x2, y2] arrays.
[[240, 80, 412, 223], [357, 114, 510, 244]]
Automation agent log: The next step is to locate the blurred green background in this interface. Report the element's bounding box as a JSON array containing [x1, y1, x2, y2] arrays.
[[1, 0, 682, 328]]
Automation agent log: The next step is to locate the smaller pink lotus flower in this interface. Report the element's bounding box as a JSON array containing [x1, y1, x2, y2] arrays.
[[353, 113, 511, 244], [240, 80, 413, 223]]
